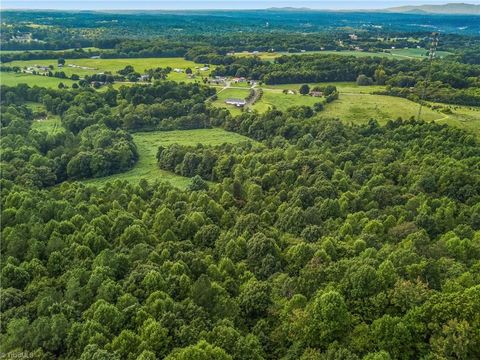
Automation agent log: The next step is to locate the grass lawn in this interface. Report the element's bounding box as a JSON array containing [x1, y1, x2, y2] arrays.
[[261, 82, 385, 94], [211, 87, 252, 115], [390, 48, 451, 59], [322, 93, 443, 124], [84, 128, 252, 188], [434, 105, 480, 138], [251, 89, 323, 112], [0, 47, 101, 54], [237, 49, 452, 61], [7, 57, 211, 82], [1, 72, 75, 88], [31, 115, 63, 134]]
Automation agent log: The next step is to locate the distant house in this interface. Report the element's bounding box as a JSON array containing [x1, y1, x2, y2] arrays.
[[90, 56, 101, 59], [225, 98, 246, 107], [173, 68, 184, 73], [300, 49, 306, 53], [232, 77, 246, 83], [287, 89, 295, 95], [309, 91, 323, 97], [139, 74, 151, 81], [199, 66, 210, 71], [349, 34, 358, 41], [12, 33, 32, 43]]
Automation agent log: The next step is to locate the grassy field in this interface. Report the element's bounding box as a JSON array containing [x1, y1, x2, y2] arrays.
[[323, 93, 441, 123], [7, 57, 211, 83], [251, 89, 323, 112], [0, 47, 101, 54], [236, 48, 452, 61], [213, 82, 445, 123], [262, 82, 386, 94], [434, 106, 480, 137], [31, 115, 63, 133], [214, 81, 480, 136], [0, 72, 75, 88], [211, 88, 252, 115], [85, 128, 252, 188], [390, 48, 451, 59]]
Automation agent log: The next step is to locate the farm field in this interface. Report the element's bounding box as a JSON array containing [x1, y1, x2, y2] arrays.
[[0, 47, 101, 54], [213, 83, 444, 124], [434, 105, 480, 137], [251, 88, 323, 113], [5, 57, 212, 83], [323, 93, 442, 123], [236, 48, 452, 60], [0, 72, 75, 88], [85, 128, 251, 188], [262, 82, 386, 94], [390, 48, 452, 59], [212, 83, 480, 136]]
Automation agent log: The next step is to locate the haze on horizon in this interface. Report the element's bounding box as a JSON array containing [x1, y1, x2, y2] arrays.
[[3, 0, 479, 10]]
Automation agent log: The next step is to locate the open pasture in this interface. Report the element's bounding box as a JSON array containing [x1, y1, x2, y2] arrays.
[[323, 93, 443, 123], [0, 72, 75, 88], [236, 48, 452, 61], [251, 88, 324, 113], [85, 128, 251, 188], [261, 82, 386, 94], [5, 57, 211, 83]]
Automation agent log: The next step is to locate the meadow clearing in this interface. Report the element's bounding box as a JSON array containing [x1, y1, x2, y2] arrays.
[[0, 71, 75, 88], [5, 57, 212, 83], [84, 128, 252, 188], [31, 115, 63, 134], [235, 48, 452, 61]]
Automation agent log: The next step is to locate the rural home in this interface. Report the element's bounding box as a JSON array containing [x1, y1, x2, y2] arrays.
[[309, 91, 323, 97], [232, 77, 246, 83], [225, 98, 247, 107]]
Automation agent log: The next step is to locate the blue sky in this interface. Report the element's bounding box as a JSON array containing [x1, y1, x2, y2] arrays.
[[2, 0, 479, 10]]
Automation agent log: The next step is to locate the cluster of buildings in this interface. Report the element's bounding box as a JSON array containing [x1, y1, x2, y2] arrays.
[[24, 65, 50, 74], [10, 33, 38, 43]]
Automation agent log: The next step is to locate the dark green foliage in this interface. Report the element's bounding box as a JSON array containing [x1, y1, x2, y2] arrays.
[[2, 99, 480, 359]]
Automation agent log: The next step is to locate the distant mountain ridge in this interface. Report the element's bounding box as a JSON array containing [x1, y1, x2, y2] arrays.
[[386, 3, 480, 14]]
